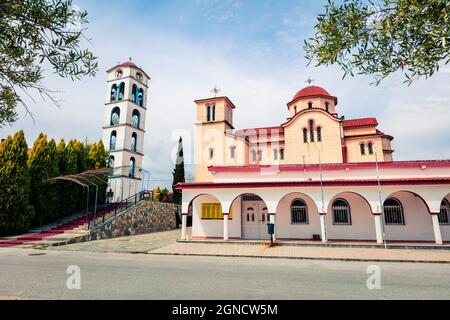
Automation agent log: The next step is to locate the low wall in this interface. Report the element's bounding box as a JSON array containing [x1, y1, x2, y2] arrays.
[[66, 201, 179, 244]]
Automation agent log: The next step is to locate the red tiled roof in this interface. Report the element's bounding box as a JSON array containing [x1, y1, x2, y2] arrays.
[[293, 86, 330, 101], [288, 85, 338, 105], [343, 118, 378, 128], [106, 60, 150, 79], [235, 126, 284, 137]]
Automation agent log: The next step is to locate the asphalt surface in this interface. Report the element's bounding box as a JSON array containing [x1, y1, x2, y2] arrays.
[[0, 248, 449, 300]]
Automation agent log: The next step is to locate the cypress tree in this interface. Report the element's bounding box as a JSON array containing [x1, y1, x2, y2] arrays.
[[172, 137, 185, 205], [0, 131, 34, 235], [28, 133, 49, 224]]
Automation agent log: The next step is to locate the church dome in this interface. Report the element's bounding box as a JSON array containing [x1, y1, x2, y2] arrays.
[[292, 86, 331, 101], [289, 85, 338, 105]]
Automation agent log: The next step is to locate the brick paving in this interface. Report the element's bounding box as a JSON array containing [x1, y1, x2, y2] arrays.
[[149, 242, 450, 263]]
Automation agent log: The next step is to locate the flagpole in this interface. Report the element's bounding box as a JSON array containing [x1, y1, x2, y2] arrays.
[[375, 149, 387, 249], [318, 151, 327, 243]]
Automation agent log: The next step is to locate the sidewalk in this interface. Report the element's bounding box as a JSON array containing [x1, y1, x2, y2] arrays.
[[149, 242, 450, 263]]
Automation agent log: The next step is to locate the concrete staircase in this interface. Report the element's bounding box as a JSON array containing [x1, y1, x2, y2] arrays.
[[0, 213, 106, 248]]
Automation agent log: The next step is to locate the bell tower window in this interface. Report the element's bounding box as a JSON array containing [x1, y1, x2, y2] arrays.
[[129, 157, 136, 178], [110, 131, 117, 150], [110, 84, 118, 102], [138, 88, 144, 107], [207, 106, 211, 122], [131, 133, 137, 153], [325, 102, 329, 112], [132, 110, 140, 128], [118, 82, 125, 101], [308, 102, 313, 109], [111, 107, 120, 126]]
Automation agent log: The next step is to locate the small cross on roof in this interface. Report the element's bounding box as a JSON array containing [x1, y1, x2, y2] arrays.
[[211, 85, 221, 97], [305, 77, 315, 86]]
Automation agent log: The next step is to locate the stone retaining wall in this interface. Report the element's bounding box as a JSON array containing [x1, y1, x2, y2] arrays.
[[65, 201, 179, 244]]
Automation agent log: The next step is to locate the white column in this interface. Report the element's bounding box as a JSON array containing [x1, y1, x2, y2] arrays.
[[181, 214, 187, 241], [431, 214, 443, 245], [223, 214, 229, 241], [374, 214, 384, 244], [320, 214, 327, 243], [270, 214, 276, 241]]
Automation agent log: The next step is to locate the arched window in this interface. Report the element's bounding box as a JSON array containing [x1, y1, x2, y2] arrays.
[[131, 133, 137, 152], [291, 199, 309, 224], [115, 69, 123, 78], [384, 198, 405, 225], [303, 128, 308, 143], [131, 110, 140, 128], [110, 84, 118, 102], [294, 106, 297, 114], [138, 88, 144, 107], [108, 156, 115, 168], [118, 82, 125, 101], [308, 102, 313, 109], [136, 72, 143, 82], [317, 127, 322, 142], [129, 157, 136, 178], [280, 148, 285, 160], [258, 150, 263, 161], [209, 148, 214, 160], [360, 143, 366, 155], [132, 84, 138, 103], [212, 105, 216, 121], [110, 107, 120, 126], [439, 199, 450, 224], [207, 106, 211, 122], [251, 150, 257, 162], [109, 131, 117, 151], [325, 102, 329, 112], [309, 120, 315, 142], [332, 199, 351, 225], [368, 142, 374, 155]]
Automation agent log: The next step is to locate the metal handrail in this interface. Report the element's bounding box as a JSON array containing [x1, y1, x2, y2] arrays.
[[88, 190, 150, 231]]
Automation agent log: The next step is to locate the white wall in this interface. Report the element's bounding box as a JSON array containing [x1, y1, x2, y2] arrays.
[[325, 192, 376, 241], [192, 194, 242, 239], [275, 193, 321, 240]]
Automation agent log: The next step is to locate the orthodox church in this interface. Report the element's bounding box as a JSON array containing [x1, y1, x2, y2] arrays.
[[177, 84, 450, 244]]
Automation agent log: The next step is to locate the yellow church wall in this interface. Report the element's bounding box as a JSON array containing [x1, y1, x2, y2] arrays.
[[345, 136, 385, 163], [288, 97, 337, 118], [283, 110, 343, 164]]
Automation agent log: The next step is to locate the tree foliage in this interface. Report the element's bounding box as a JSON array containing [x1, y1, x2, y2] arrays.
[[0, 131, 109, 235], [0, 131, 34, 235], [304, 0, 450, 85], [172, 137, 185, 205], [28, 133, 60, 224], [0, 0, 98, 126]]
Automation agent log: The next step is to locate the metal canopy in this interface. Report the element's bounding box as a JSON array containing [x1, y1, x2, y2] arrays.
[[40, 168, 113, 230]]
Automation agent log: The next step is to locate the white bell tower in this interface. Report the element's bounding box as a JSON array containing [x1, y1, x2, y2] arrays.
[[102, 59, 150, 202]]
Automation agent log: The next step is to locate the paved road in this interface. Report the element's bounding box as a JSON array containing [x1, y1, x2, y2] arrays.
[[0, 248, 449, 300]]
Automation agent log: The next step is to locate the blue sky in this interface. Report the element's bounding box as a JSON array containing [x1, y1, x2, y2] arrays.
[[2, 0, 450, 189]]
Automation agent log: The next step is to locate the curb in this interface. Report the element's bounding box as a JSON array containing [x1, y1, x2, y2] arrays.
[[147, 252, 450, 264], [177, 240, 450, 251]]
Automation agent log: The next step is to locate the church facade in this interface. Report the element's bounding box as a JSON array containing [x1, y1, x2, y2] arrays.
[[177, 85, 450, 244]]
